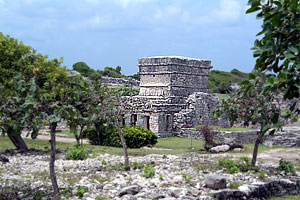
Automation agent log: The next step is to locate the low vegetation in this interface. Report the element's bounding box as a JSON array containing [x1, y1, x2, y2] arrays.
[[209, 69, 249, 94], [84, 126, 158, 148], [218, 156, 258, 174], [65, 144, 89, 160]]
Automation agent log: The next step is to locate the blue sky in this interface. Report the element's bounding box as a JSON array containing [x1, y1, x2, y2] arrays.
[[0, 0, 261, 75]]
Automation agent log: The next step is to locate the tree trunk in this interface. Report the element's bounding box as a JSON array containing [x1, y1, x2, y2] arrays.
[[49, 122, 59, 194], [74, 133, 80, 144], [79, 126, 84, 145], [95, 122, 101, 145], [114, 121, 129, 167], [7, 128, 28, 150], [251, 132, 263, 166]]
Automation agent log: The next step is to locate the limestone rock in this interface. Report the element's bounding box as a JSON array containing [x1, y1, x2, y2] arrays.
[[118, 185, 140, 197], [148, 193, 165, 199], [209, 145, 230, 153], [205, 174, 227, 190], [167, 187, 182, 198], [0, 155, 9, 163]]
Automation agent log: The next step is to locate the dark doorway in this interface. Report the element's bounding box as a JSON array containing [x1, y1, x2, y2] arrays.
[[131, 114, 137, 126], [144, 116, 150, 130], [166, 114, 172, 131]]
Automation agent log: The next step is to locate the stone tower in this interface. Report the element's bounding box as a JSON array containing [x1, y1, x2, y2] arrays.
[[138, 56, 211, 97], [122, 56, 227, 137]]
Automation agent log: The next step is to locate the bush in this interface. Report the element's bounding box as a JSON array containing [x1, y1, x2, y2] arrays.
[[276, 158, 296, 175], [86, 126, 158, 148], [218, 156, 254, 174], [65, 144, 89, 160], [82, 123, 109, 145], [143, 167, 155, 178], [76, 186, 88, 197]]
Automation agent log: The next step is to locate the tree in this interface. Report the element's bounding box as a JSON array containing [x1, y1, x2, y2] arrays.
[[116, 66, 122, 74], [0, 74, 42, 150], [72, 62, 94, 78], [107, 89, 129, 167], [0, 32, 33, 86], [64, 75, 92, 144], [102, 66, 124, 78], [214, 72, 298, 166], [246, 0, 300, 100]]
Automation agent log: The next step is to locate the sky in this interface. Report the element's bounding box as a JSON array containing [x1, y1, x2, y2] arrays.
[[0, 0, 262, 75]]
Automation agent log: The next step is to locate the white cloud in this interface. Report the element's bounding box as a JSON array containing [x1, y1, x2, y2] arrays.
[[213, 0, 242, 21], [154, 6, 181, 20], [0, 0, 5, 6], [85, 0, 100, 4], [67, 14, 117, 31], [117, 0, 149, 8]]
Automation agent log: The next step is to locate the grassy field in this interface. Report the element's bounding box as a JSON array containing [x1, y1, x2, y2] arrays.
[[270, 195, 300, 200], [193, 125, 256, 132], [0, 135, 288, 157], [0, 136, 205, 156]]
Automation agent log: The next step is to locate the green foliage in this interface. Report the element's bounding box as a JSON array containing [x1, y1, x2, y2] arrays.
[[209, 69, 248, 94], [143, 166, 155, 178], [96, 196, 109, 200], [76, 186, 88, 197], [0, 32, 32, 87], [102, 66, 124, 78], [86, 126, 158, 148], [257, 170, 266, 179], [72, 62, 95, 78], [218, 156, 255, 174], [128, 73, 140, 81], [269, 195, 300, 200], [132, 162, 144, 170], [65, 144, 89, 160], [181, 173, 192, 184], [247, 0, 300, 101], [276, 158, 296, 175], [228, 181, 242, 189], [33, 191, 45, 200]]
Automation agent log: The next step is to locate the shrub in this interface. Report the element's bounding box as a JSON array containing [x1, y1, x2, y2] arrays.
[[86, 126, 158, 148], [76, 186, 88, 197], [65, 144, 89, 160], [76, 185, 89, 197], [218, 156, 254, 174], [276, 158, 296, 175], [132, 162, 144, 170], [229, 181, 242, 189], [143, 167, 155, 178], [82, 123, 110, 145]]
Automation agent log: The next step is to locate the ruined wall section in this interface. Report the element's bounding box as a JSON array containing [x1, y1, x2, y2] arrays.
[[173, 92, 229, 131]]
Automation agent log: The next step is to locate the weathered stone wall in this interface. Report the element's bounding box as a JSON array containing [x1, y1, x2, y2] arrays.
[[138, 56, 211, 97], [173, 92, 229, 131], [177, 127, 300, 147], [101, 76, 140, 87], [213, 179, 300, 200]]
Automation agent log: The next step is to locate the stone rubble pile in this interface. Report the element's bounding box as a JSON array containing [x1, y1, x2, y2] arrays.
[[0, 149, 299, 200]]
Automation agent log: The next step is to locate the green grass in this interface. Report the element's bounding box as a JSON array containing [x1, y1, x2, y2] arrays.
[[269, 195, 300, 200], [155, 137, 204, 150], [0, 136, 190, 155], [240, 144, 288, 154], [193, 125, 256, 132], [0, 135, 292, 156]]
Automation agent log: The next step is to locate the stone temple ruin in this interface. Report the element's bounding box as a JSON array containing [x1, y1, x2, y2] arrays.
[[123, 56, 228, 137]]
